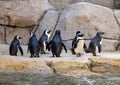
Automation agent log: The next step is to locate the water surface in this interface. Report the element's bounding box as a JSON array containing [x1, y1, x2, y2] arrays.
[[0, 73, 120, 85]]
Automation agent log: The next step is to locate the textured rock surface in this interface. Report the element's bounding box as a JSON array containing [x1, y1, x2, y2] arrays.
[[56, 2, 120, 51], [102, 39, 118, 52], [0, 1, 119, 52], [0, 0, 54, 27], [56, 2, 120, 40], [36, 10, 60, 38], [114, 10, 120, 26], [0, 27, 4, 43], [45, 58, 98, 76], [89, 57, 120, 74], [0, 0, 54, 44], [0, 53, 120, 76], [0, 56, 53, 75], [6, 27, 33, 44], [49, 0, 114, 10], [0, 44, 120, 76]]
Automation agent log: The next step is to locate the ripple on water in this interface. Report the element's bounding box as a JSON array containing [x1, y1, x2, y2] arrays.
[[0, 73, 120, 85]]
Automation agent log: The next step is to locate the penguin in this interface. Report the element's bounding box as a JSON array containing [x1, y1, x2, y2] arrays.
[[85, 32, 104, 56], [73, 33, 87, 57], [9, 36, 23, 56], [27, 32, 40, 58], [71, 31, 81, 54], [38, 30, 51, 54], [46, 30, 67, 57]]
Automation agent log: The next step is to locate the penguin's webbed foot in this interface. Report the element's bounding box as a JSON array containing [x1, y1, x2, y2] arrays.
[[52, 54, 55, 57], [71, 49, 75, 55], [41, 50, 46, 54], [30, 55, 34, 58], [92, 52, 96, 56], [76, 53, 81, 57], [30, 54, 40, 58]]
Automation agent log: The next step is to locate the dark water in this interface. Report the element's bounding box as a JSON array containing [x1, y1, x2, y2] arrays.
[[0, 73, 120, 85]]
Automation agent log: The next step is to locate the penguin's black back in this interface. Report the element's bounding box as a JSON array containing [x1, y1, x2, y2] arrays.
[[51, 30, 62, 57], [29, 34, 40, 55], [86, 32, 104, 54], [39, 34, 48, 46], [72, 31, 81, 47], [9, 37, 20, 56]]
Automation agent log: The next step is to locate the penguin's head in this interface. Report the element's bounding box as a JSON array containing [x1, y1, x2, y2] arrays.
[[55, 30, 61, 35], [30, 32, 36, 37], [76, 31, 81, 35], [14, 36, 22, 40], [45, 30, 51, 35], [77, 33, 84, 40], [96, 32, 104, 37]]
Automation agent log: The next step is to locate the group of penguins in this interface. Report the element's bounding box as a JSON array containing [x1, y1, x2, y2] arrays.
[[9, 29, 104, 57]]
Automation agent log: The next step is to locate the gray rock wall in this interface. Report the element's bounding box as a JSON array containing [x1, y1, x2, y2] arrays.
[[49, 0, 114, 10], [0, 1, 120, 52]]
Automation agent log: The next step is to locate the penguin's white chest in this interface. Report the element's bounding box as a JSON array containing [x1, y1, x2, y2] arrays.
[[100, 38, 103, 45], [43, 41, 46, 51], [96, 39, 103, 53], [96, 46, 99, 53], [74, 40, 84, 54], [46, 34, 50, 41]]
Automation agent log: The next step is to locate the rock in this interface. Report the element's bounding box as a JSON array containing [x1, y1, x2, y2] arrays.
[[102, 39, 118, 52], [0, 0, 54, 27], [36, 10, 60, 38], [114, 10, 120, 26], [49, 0, 114, 11], [6, 27, 33, 44], [84, 39, 119, 52], [0, 27, 4, 43], [56, 2, 120, 40], [0, 56, 53, 75], [56, 2, 120, 51], [64, 39, 119, 52], [46, 58, 98, 76], [10, 16, 35, 27], [89, 57, 120, 74], [0, 49, 120, 76]]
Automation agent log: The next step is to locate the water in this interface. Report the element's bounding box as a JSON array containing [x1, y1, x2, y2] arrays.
[[0, 73, 120, 85]]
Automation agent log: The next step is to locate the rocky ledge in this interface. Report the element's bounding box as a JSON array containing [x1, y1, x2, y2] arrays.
[[0, 52, 119, 77]]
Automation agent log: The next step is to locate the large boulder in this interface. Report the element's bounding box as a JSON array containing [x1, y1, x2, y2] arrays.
[[45, 58, 98, 76], [56, 2, 120, 40], [6, 27, 33, 44], [0, 56, 53, 75], [56, 2, 120, 51], [0, 27, 4, 43], [36, 10, 60, 38], [49, 0, 114, 10], [89, 57, 120, 74], [0, 0, 54, 44], [0, 0, 54, 27], [114, 10, 120, 26]]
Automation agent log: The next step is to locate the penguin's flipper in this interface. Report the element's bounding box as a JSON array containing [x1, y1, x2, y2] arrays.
[[18, 46, 23, 56], [84, 43, 87, 51], [98, 44, 101, 53], [46, 41, 52, 51], [72, 38, 77, 47], [45, 41, 49, 49], [61, 43, 67, 53]]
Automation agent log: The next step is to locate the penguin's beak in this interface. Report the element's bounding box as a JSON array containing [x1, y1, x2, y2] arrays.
[[100, 32, 105, 37], [48, 30, 52, 33], [101, 32, 105, 35], [19, 37, 22, 39]]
